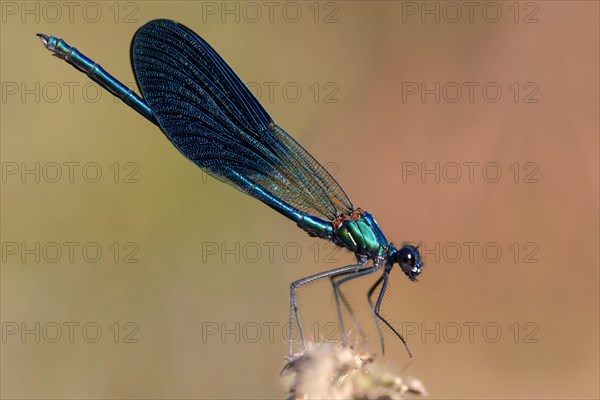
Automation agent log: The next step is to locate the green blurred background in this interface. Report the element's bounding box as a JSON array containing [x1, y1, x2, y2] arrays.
[[1, 1, 598, 399]]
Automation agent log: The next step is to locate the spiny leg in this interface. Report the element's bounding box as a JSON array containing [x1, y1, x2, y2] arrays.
[[331, 274, 364, 343], [329, 264, 368, 343], [367, 275, 385, 354], [289, 263, 362, 356], [371, 271, 413, 357], [331, 263, 383, 345]]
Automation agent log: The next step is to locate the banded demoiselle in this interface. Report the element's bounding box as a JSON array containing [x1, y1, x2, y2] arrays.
[[37, 19, 423, 357]]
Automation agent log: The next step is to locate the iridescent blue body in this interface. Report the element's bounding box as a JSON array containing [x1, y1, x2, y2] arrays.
[[37, 19, 423, 357], [37, 34, 155, 123]]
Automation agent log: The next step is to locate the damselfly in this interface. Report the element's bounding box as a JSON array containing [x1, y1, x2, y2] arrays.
[[37, 19, 423, 357]]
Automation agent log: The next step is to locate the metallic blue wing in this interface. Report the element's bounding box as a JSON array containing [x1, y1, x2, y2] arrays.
[[131, 19, 353, 222]]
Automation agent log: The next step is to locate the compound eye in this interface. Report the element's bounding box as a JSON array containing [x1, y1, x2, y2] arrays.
[[401, 252, 416, 268], [397, 245, 421, 276]]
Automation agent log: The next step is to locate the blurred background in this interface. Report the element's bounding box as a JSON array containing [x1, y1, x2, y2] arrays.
[[1, 1, 598, 399]]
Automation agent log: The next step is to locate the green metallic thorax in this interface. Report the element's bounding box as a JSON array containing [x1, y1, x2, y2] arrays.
[[333, 212, 388, 258], [295, 210, 389, 260]]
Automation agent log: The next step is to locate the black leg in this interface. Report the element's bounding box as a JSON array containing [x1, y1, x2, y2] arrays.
[[367, 275, 385, 353], [289, 263, 363, 356], [372, 271, 413, 357]]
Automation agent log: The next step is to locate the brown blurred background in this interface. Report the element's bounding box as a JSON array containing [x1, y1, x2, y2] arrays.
[[1, 1, 598, 399]]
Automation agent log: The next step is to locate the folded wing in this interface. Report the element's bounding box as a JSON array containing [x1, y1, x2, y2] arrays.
[[131, 19, 353, 221]]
